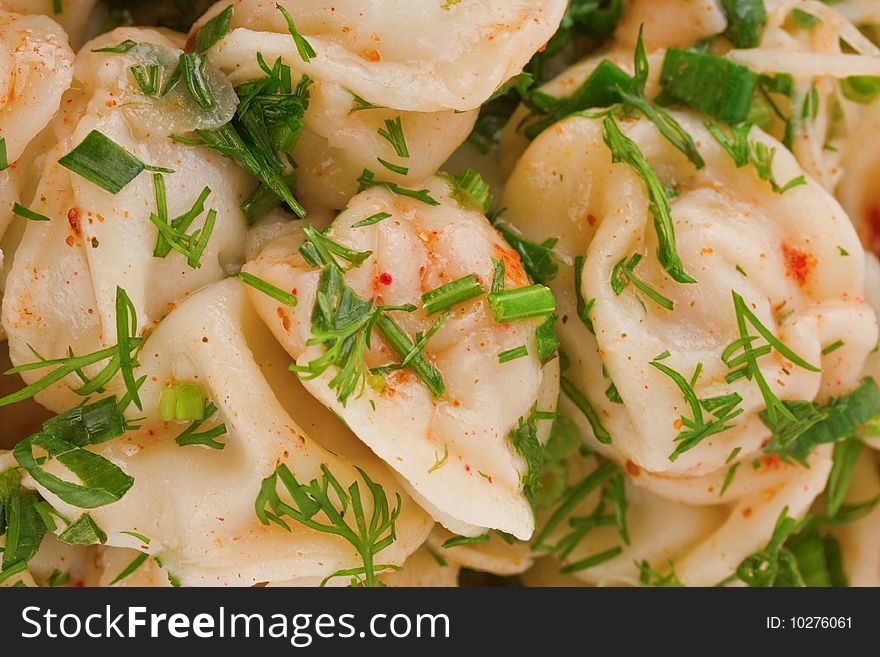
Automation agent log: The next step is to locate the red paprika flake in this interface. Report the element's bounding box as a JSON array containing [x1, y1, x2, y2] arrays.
[[379, 272, 393, 286], [781, 242, 816, 287], [67, 208, 81, 235]]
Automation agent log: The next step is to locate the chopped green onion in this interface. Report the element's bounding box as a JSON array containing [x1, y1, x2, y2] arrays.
[[58, 514, 107, 545], [179, 52, 215, 110], [14, 432, 134, 509], [276, 3, 316, 63], [841, 76, 880, 104], [240, 272, 298, 306], [421, 275, 484, 315], [42, 396, 126, 447], [720, 0, 767, 48], [11, 203, 50, 222], [660, 49, 757, 123], [1, 473, 47, 570], [498, 345, 528, 363], [762, 378, 880, 463], [59, 130, 172, 194], [159, 383, 205, 422], [114, 287, 142, 411], [0, 137, 7, 170], [488, 285, 556, 323], [130, 64, 160, 96]]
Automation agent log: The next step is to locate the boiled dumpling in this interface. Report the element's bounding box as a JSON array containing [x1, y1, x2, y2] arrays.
[[2, 28, 251, 412], [0, 1, 98, 49], [200, 0, 566, 209], [14, 278, 432, 586], [501, 110, 876, 478], [828, 449, 880, 586], [0, 9, 74, 258], [243, 176, 560, 540], [528, 445, 832, 586], [614, 0, 727, 52]]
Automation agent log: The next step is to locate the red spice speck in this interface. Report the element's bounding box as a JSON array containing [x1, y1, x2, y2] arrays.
[[464, 464, 471, 473], [781, 242, 816, 287], [625, 460, 640, 477], [379, 272, 393, 285], [742, 507, 753, 518], [67, 208, 81, 235]]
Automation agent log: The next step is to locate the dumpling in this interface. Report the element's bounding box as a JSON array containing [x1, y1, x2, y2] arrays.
[[200, 0, 566, 209], [526, 445, 832, 586], [838, 101, 880, 255], [13, 278, 432, 586], [0, 1, 98, 49], [724, 0, 880, 191], [501, 110, 876, 478], [211, 0, 567, 113], [0, 9, 74, 256], [829, 449, 880, 587], [243, 176, 560, 540], [614, 0, 727, 52], [1, 28, 250, 412]]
